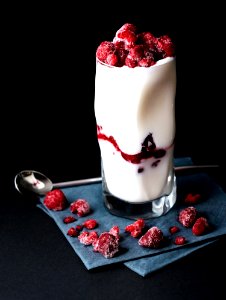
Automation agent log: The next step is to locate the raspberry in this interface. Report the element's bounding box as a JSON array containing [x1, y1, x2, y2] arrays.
[[109, 225, 120, 241], [169, 226, 180, 234], [138, 226, 164, 248], [93, 232, 119, 258], [96, 23, 175, 68], [75, 224, 83, 231], [83, 219, 98, 229], [78, 231, 99, 245], [63, 216, 76, 224], [178, 206, 197, 228], [125, 218, 145, 238], [192, 217, 209, 236], [156, 35, 175, 57], [67, 227, 79, 237], [43, 189, 67, 211], [96, 41, 116, 63], [184, 193, 201, 204], [174, 236, 186, 245], [70, 198, 90, 217]]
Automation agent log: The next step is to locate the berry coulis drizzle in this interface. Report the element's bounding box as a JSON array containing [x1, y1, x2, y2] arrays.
[[97, 125, 172, 168]]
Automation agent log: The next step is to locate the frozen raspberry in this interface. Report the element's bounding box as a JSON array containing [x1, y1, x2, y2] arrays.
[[96, 41, 116, 63], [192, 217, 209, 236], [63, 216, 76, 224], [138, 226, 164, 248], [67, 227, 79, 237], [83, 219, 98, 229], [178, 206, 197, 228], [70, 198, 90, 217], [106, 53, 118, 66], [125, 56, 137, 68], [184, 193, 201, 204], [43, 189, 67, 211], [78, 231, 99, 245], [169, 226, 180, 234], [114, 23, 137, 50], [125, 218, 145, 238], [109, 225, 120, 241], [156, 35, 175, 57], [93, 232, 119, 258], [174, 236, 186, 245], [137, 32, 157, 49]]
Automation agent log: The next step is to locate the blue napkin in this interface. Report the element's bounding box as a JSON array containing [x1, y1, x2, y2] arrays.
[[38, 158, 226, 276]]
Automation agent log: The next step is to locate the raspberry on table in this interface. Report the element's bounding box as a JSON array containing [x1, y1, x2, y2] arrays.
[[169, 226, 180, 234], [43, 189, 67, 211], [70, 198, 90, 217], [109, 225, 120, 241], [125, 218, 145, 238], [67, 227, 79, 237], [92, 232, 119, 258], [184, 193, 201, 204], [78, 231, 99, 246], [138, 226, 164, 248], [83, 219, 98, 229], [192, 217, 209, 236], [174, 236, 186, 245], [178, 206, 197, 228], [63, 216, 76, 224]]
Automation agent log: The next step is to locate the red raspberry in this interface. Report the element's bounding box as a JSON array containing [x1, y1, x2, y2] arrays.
[[96, 41, 116, 63], [106, 52, 118, 66], [109, 225, 120, 241], [169, 226, 180, 234], [156, 35, 175, 57], [78, 231, 99, 245], [114, 23, 137, 50], [125, 218, 145, 238], [125, 56, 137, 68], [63, 216, 76, 224], [178, 206, 197, 228], [67, 227, 79, 237], [70, 199, 90, 217], [128, 45, 144, 62], [137, 32, 157, 49], [174, 236, 186, 245], [184, 193, 201, 204], [138, 226, 164, 248], [75, 224, 83, 231], [83, 219, 98, 229], [43, 189, 67, 211], [93, 232, 119, 258], [192, 217, 209, 236]]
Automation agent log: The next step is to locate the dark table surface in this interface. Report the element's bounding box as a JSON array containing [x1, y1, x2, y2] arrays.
[[2, 6, 226, 300]]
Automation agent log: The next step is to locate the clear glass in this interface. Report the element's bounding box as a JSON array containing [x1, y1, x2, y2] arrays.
[[94, 57, 177, 220]]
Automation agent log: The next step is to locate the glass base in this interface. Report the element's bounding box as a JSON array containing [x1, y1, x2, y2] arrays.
[[102, 175, 177, 220]]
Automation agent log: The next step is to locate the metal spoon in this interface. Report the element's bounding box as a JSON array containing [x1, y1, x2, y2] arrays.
[[14, 164, 219, 197]]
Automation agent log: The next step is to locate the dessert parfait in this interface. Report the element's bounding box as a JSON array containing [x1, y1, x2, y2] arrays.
[[94, 23, 177, 219]]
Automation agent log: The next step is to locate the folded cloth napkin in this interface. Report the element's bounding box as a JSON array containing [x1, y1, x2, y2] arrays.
[[38, 158, 226, 276]]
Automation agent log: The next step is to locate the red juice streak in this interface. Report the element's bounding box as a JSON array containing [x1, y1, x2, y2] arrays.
[[97, 125, 168, 164]]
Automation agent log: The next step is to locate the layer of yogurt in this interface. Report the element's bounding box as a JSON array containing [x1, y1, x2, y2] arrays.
[[94, 56, 176, 203]]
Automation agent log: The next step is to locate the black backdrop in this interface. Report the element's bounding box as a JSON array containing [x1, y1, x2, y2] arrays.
[[3, 6, 225, 190]]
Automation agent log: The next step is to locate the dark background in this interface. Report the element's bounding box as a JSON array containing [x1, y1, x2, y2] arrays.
[[1, 4, 226, 300]]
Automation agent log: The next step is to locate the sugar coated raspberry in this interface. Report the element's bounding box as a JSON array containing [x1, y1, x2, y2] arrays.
[[192, 217, 209, 236], [78, 231, 99, 245], [70, 198, 90, 217], [93, 232, 119, 258], [63, 216, 76, 224], [138, 226, 164, 248], [184, 193, 201, 204], [43, 189, 67, 211], [96, 23, 175, 68], [109, 225, 120, 241], [178, 206, 197, 228], [174, 236, 186, 245], [83, 219, 98, 229], [169, 226, 180, 234], [125, 218, 145, 238]]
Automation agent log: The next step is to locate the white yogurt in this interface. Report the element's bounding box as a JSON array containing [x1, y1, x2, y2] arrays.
[[94, 57, 176, 203]]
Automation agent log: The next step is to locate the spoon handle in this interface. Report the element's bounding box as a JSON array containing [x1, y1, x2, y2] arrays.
[[52, 164, 220, 189]]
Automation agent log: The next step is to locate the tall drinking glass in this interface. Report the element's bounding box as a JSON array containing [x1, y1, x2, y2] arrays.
[[94, 56, 176, 219]]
